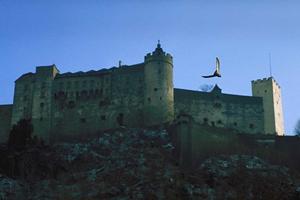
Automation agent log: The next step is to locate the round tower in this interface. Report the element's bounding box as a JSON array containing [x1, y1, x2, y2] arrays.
[[143, 42, 174, 126]]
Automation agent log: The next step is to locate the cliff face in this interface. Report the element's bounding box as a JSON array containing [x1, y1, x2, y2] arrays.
[[0, 128, 299, 199]]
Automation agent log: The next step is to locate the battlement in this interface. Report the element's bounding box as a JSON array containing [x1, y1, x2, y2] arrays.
[[16, 72, 34, 82], [55, 63, 144, 79], [144, 43, 173, 65], [144, 54, 173, 65], [251, 77, 281, 88]]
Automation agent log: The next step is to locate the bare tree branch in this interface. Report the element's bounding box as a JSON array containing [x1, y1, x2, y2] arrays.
[[199, 84, 214, 92]]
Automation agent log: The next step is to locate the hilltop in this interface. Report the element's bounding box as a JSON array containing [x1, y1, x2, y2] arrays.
[[0, 127, 299, 199]]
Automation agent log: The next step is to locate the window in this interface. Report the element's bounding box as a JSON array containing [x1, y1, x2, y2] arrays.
[[217, 120, 222, 124], [75, 81, 79, 88], [249, 124, 254, 129], [203, 118, 208, 123], [40, 91, 46, 98], [68, 101, 75, 109], [82, 80, 87, 88], [117, 113, 124, 126], [59, 82, 64, 89], [89, 90, 94, 96], [24, 84, 29, 91], [101, 115, 106, 120], [214, 103, 222, 109], [148, 97, 151, 103], [40, 102, 44, 108], [80, 118, 86, 123], [67, 81, 71, 89], [81, 90, 88, 97], [90, 80, 95, 87], [233, 122, 237, 126], [211, 121, 215, 127], [154, 88, 158, 91]]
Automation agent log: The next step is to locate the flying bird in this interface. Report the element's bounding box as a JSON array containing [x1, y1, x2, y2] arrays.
[[202, 57, 221, 78]]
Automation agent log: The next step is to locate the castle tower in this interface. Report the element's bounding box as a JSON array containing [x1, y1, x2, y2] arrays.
[[251, 77, 284, 135], [31, 65, 59, 141], [143, 42, 174, 126]]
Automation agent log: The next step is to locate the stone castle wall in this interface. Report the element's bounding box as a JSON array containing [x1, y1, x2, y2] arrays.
[[174, 88, 265, 134], [51, 64, 145, 141]]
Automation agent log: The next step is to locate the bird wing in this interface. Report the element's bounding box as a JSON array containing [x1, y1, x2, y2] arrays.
[[202, 74, 215, 78], [216, 57, 220, 73]]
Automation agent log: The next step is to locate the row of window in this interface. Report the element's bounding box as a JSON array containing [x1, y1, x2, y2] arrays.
[[54, 89, 109, 100], [56, 98, 111, 110], [203, 117, 255, 129], [147, 96, 163, 103], [80, 113, 124, 126], [57, 78, 110, 90], [80, 115, 106, 123]]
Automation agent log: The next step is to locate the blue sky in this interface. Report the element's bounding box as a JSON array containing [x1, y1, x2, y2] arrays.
[[0, 0, 299, 134]]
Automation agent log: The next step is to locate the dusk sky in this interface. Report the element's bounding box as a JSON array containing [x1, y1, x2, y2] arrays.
[[0, 0, 299, 134]]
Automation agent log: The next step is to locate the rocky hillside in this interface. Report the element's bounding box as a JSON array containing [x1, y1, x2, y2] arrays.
[[0, 128, 299, 200]]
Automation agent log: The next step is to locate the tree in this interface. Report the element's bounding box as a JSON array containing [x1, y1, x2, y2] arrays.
[[8, 119, 33, 149], [199, 84, 214, 92], [295, 119, 300, 136]]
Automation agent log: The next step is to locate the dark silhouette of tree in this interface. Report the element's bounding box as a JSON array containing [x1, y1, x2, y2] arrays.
[[199, 84, 214, 92], [8, 119, 33, 149], [295, 119, 300, 136]]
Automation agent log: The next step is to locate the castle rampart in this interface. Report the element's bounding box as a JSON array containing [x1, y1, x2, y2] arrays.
[[174, 86, 265, 134]]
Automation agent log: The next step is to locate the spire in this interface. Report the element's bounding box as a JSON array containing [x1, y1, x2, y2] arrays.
[[157, 40, 161, 48], [153, 40, 164, 55]]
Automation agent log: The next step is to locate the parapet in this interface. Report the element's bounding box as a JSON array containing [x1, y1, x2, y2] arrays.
[[144, 43, 173, 65], [144, 54, 173, 65], [55, 63, 144, 79], [15, 72, 35, 82], [36, 64, 60, 78], [251, 77, 281, 89]]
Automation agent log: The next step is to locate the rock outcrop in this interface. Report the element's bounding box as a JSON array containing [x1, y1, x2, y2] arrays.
[[0, 128, 299, 199]]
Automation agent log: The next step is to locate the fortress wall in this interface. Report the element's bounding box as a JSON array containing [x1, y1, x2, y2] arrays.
[[30, 66, 59, 141], [110, 65, 145, 125], [0, 105, 12, 143], [11, 74, 35, 126], [51, 65, 144, 141], [174, 89, 264, 134]]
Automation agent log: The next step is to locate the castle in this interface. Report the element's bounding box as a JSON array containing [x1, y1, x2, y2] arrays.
[[0, 43, 285, 143]]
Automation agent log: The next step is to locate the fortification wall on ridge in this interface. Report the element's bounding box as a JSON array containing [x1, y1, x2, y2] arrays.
[[174, 88, 264, 134]]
